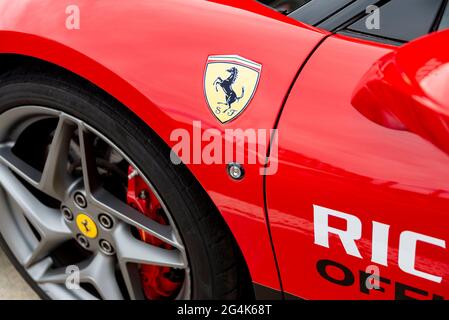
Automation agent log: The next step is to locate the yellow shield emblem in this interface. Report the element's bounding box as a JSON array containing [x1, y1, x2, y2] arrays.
[[204, 55, 262, 123]]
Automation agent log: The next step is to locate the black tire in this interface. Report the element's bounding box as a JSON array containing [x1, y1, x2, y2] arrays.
[[0, 62, 252, 300]]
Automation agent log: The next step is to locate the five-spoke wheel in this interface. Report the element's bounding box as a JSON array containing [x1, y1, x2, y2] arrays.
[[0, 107, 189, 299]]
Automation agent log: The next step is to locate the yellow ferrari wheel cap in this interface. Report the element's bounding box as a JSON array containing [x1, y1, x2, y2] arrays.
[[204, 55, 262, 124], [76, 213, 98, 239]]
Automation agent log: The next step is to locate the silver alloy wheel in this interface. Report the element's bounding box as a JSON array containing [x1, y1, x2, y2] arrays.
[[0, 106, 190, 300]]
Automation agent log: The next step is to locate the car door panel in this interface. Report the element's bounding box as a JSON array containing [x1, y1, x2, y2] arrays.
[[267, 35, 449, 299]]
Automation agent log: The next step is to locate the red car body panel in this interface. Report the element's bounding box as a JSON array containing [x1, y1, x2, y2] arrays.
[[0, 0, 328, 291], [267, 34, 449, 299], [1, 0, 448, 300]]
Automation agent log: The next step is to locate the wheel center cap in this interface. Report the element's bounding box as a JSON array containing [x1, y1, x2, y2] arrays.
[[76, 213, 98, 239]]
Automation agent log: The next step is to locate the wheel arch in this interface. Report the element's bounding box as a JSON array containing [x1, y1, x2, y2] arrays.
[[0, 48, 256, 297], [0, 10, 297, 288]]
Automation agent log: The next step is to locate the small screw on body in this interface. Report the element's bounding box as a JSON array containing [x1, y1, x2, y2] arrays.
[[227, 163, 244, 180]]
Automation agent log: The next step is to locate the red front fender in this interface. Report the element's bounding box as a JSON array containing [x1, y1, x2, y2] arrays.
[[0, 0, 327, 291]]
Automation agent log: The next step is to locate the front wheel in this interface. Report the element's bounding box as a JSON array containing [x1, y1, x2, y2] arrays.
[[0, 66, 251, 300]]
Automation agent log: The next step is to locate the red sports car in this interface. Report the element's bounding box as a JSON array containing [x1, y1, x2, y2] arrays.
[[0, 0, 448, 300]]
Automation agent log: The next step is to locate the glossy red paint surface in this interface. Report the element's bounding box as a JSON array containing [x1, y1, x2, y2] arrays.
[[3, 0, 448, 300], [0, 0, 328, 291], [267, 34, 449, 299], [352, 30, 449, 155]]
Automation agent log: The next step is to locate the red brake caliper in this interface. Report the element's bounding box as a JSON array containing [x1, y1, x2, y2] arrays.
[[126, 166, 182, 300]]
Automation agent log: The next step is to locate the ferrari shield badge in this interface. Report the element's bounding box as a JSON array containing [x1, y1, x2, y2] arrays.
[[204, 55, 262, 123]]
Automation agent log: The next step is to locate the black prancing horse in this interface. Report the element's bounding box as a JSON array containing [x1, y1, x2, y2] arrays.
[[81, 219, 90, 232], [213, 67, 245, 112]]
